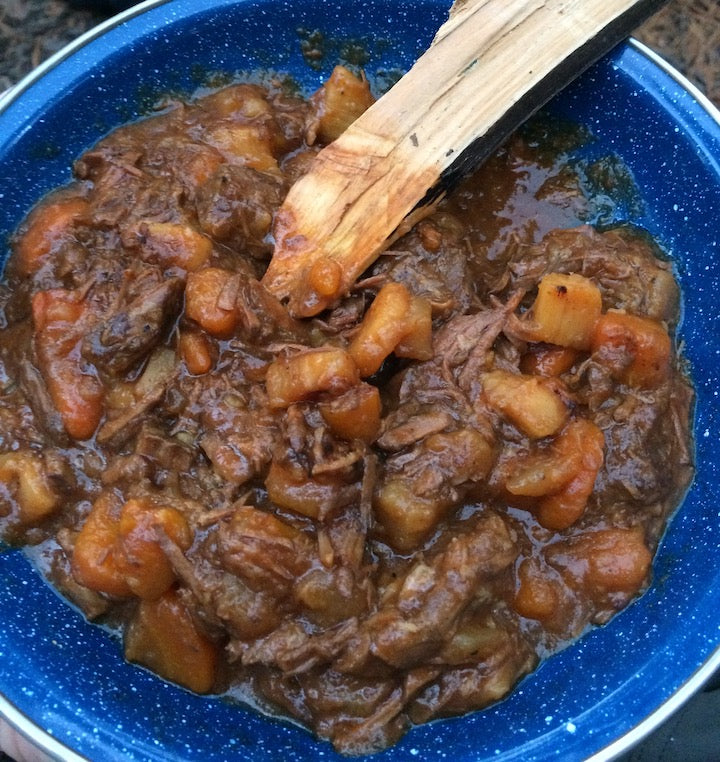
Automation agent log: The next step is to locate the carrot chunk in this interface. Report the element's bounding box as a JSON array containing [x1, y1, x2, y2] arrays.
[[513, 558, 560, 621], [505, 419, 604, 529], [72, 493, 132, 598], [178, 330, 214, 375], [185, 267, 238, 337], [31, 289, 104, 440], [309, 65, 375, 144], [15, 197, 88, 275], [548, 528, 652, 597], [116, 498, 192, 600], [394, 295, 434, 361], [125, 590, 218, 693], [72, 494, 191, 600], [319, 382, 382, 442], [591, 310, 671, 388], [520, 344, 578, 376], [265, 460, 345, 519]]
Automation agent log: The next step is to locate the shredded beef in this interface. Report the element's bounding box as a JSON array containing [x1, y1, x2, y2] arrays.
[[0, 73, 693, 757]]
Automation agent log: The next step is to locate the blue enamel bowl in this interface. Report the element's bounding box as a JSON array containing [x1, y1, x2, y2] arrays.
[[1, 1, 719, 760]]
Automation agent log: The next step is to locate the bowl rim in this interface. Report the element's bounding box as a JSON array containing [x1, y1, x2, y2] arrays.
[[1, 2, 719, 761], [584, 34, 720, 761]]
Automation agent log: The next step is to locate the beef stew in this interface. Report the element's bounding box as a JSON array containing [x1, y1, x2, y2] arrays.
[[0, 68, 693, 755]]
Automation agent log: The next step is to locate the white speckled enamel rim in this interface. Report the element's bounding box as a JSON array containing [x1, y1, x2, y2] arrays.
[[0, 0, 171, 116], [584, 36, 720, 762], [1, 4, 720, 761], [591, 646, 720, 762]]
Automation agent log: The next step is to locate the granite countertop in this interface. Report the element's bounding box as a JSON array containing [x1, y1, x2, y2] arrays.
[[0, 1, 719, 762]]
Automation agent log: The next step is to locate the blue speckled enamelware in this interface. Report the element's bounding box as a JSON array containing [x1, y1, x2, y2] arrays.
[[0, 1, 719, 760]]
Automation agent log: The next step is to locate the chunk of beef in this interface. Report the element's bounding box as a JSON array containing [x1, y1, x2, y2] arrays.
[[74, 142, 144, 185], [265, 405, 365, 520], [269, 90, 312, 152], [377, 409, 454, 451], [97, 348, 177, 447], [16, 359, 65, 441], [408, 633, 536, 723], [141, 135, 225, 198], [238, 619, 361, 674], [161, 536, 282, 640], [53, 529, 111, 620], [76, 147, 148, 229], [81, 277, 183, 377], [359, 512, 518, 670], [433, 290, 524, 390], [508, 226, 680, 322], [214, 505, 315, 594], [200, 386, 278, 487], [375, 215, 477, 318], [196, 165, 286, 258], [589, 380, 694, 529], [237, 512, 517, 675], [234, 277, 308, 343]]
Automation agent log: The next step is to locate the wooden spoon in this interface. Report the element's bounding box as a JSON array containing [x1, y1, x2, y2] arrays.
[[262, 0, 667, 317]]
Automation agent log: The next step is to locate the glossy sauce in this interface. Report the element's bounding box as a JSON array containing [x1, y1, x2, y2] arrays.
[[0, 70, 693, 755]]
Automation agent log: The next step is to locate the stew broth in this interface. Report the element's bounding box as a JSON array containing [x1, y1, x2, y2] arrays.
[[0, 68, 693, 755]]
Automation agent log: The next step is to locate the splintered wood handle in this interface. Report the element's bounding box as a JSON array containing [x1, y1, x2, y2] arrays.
[[262, 0, 667, 317]]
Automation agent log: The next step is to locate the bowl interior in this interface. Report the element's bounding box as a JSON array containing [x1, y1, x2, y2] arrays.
[[1, 1, 720, 760]]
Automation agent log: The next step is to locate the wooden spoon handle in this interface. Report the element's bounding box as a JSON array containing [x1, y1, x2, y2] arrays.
[[262, 0, 667, 317]]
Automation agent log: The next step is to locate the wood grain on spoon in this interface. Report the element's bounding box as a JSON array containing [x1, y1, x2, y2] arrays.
[[262, 0, 667, 317]]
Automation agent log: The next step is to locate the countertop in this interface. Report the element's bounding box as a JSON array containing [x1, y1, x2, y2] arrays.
[[0, 1, 719, 761]]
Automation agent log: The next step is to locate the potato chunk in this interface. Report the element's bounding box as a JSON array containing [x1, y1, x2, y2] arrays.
[[374, 479, 452, 552], [0, 452, 58, 524], [482, 370, 569, 438], [294, 566, 367, 627], [204, 123, 278, 172], [526, 272, 602, 349], [138, 221, 212, 271], [348, 282, 412, 376], [375, 428, 494, 551], [265, 347, 360, 408]]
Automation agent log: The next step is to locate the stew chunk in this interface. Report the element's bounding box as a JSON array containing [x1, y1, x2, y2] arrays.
[[0, 72, 693, 757]]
